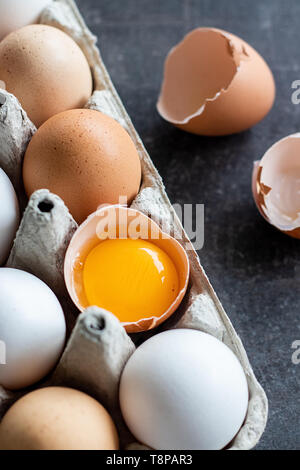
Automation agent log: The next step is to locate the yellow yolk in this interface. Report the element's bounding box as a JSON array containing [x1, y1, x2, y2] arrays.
[[82, 239, 179, 323]]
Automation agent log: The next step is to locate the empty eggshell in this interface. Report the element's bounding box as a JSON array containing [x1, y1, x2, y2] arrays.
[[0, 0, 52, 40], [0, 24, 93, 127], [252, 134, 300, 239], [157, 28, 275, 136], [64, 205, 190, 333]]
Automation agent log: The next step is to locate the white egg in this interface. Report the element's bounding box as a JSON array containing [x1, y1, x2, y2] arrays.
[[0, 268, 66, 390], [0, 0, 52, 40], [120, 329, 249, 450], [0, 168, 19, 265]]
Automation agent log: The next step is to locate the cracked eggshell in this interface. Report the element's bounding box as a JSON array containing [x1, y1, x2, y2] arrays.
[[252, 134, 300, 239], [0, 0, 52, 40], [64, 205, 190, 333], [157, 28, 275, 136]]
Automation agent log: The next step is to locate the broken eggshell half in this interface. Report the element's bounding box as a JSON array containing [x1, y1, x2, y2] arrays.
[[252, 134, 300, 239], [157, 28, 275, 136], [64, 205, 190, 333]]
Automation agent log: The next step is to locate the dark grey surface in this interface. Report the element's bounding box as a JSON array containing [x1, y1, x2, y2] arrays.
[[76, 0, 300, 450]]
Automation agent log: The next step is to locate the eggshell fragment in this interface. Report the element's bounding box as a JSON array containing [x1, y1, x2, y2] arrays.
[[0, 387, 119, 450], [0, 0, 52, 40], [252, 134, 300, 239], [64, 205, 190, 333], [0, 24, 92, 127], [23, 109, 142, 224], [157, 28, 275, 136]]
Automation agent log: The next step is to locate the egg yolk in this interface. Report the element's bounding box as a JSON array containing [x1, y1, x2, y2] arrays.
[[82, 239, 179, 323]]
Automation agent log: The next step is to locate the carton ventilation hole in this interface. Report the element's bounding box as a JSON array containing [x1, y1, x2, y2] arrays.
[[38, 200, 54, 213], [89, 317, 106, 331], [0, 94, 6, 106]]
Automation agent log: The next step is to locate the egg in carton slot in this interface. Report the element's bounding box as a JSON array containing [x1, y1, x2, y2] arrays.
[[0, 0, 268, 450]]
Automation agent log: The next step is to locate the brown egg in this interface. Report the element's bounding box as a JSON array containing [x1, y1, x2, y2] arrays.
[[23, 109, 142, 223], [0, 387, 119, 450], [157, 28, 275, 136], [0, 25, 93, 127]]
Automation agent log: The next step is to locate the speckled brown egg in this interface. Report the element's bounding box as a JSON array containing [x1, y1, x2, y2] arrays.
[[0, 387, 119, 450], [0, 24, 93, 127], [23, 109, 142, 223]]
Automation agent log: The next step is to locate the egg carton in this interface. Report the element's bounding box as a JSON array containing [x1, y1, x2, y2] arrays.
[[0, 0, 268, 450]]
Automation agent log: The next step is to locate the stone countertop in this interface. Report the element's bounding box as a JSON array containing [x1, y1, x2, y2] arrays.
[[76, 0, 300, 450]]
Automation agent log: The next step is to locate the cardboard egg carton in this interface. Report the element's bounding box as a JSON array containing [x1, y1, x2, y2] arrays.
[[0, 0, 268, 450]]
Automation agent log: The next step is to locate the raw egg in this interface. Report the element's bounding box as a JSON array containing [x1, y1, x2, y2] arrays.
[[64, 205, 189, 333], [253, 133, 300, 239], [23, 109, 142, 223], [0, 268, 66, 390], [0, 387, 119, 450], [0, 168, 19, 265], [83, 239, 179, 323], [0, 0, 52, 40], [157, 28, 275, 136], [0, 25, 92, 127], [119, 329, 249, 450]]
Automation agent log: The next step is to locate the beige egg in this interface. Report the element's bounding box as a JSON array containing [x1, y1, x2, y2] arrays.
[[0, 24, 93, 127], [157, 28, 275, 136], [0, 387, 119, 450], [23, 109, 142, 224]]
